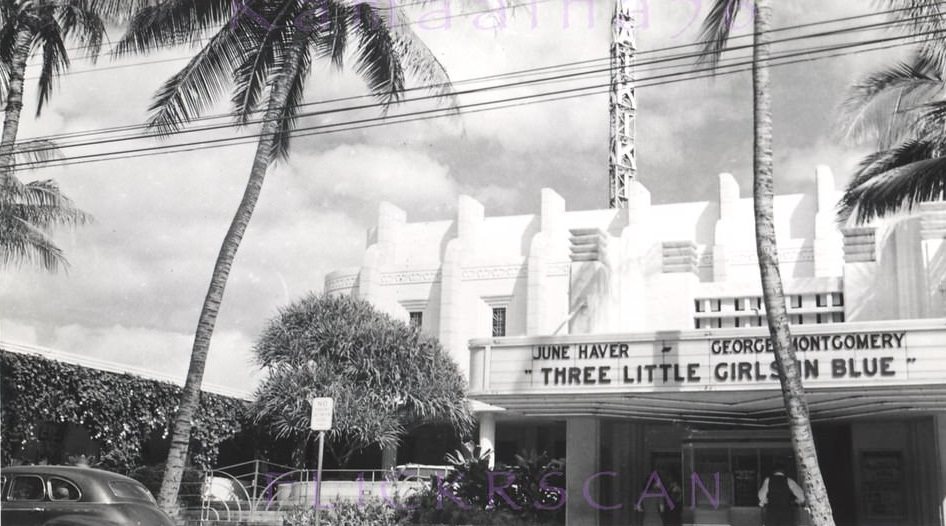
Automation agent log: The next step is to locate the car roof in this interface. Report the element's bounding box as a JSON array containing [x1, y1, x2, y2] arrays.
[[2, 466, 142, 486]]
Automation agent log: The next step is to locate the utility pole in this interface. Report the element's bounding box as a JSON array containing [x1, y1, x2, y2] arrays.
[[608, 0, 637, 209]]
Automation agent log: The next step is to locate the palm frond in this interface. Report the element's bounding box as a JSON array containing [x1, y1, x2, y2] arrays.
[[145, 23, 247, 132], [229, 1, 297, 123], [838, 51, 944, 146], [348, 2, 406, 106], [839, 141, 946, 223], [57, 0, 108, 61], [0, 176, 89, 273], [911, 99, 946, 140], [876, 0, 946, 76], [269, 37, 311, 160], [113, 0, 235, 56], [12, 139, 63, 164], [696, 0, 743, 67], [0, 59, 9, 102], [0, 215, 70, 272], [313, 0, 347, 69], [364, 2, 456, 106], [35, 17, 70, 116]]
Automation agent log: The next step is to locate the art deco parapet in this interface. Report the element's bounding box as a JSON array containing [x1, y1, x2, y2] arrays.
[[662, 241, 699, 274], [569, 228, 609, 263], [920, 201, 946, 240], [842, 227, 877, 263], [569, 228, 613, 334]]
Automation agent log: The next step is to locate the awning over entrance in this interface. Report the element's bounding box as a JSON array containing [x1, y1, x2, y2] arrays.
[[473, 385, 946, 427], [468, 319, 946, 427]]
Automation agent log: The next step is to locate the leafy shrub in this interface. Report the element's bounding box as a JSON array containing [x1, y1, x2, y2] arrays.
[[0, 350, 244, 470], [282, 498, 400, 526], [399, 444, 565, 525]]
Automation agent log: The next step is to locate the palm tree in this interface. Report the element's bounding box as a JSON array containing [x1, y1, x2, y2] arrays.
[[115, 0, 457, 513], [838, 2, 946, 223], [0, 0, 104, 269], [698, 2, 835, 524], [0, 169, 90, 271]]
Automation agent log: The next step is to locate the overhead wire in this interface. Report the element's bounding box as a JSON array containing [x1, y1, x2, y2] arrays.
[[13, 8, 939, 153], [16, 26, 943, 171]]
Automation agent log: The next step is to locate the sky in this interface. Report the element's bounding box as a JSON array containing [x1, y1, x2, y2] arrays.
[[0, 0, 906, 393]]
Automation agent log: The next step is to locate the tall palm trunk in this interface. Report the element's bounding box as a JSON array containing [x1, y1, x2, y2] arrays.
[[156, 39, 306, 514], [751, 3, 834, 525], [1, 30, 32, 182]]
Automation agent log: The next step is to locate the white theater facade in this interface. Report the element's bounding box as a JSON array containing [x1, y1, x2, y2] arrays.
[[325, 166, 946, 526]]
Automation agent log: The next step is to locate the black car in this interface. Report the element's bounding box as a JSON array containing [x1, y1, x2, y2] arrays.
[[1, 465, 176, 526]]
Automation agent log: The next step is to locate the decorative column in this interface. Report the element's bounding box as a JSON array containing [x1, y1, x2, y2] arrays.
[[527, 188, 569, 335], [935, 414, 946, 526], [568, 228, 614, 334], [712, 172, 739, 283], [439, 195, 484, 379], [618, 181, 652, 331], [358, 202, 405, 309], [478, 412, 497, 469], [566, 417, 601, 526], [841, 226, 879, 321], [813, 165, 843, 278], [920, 202, 946, 318], [645, 240, 700, 330]]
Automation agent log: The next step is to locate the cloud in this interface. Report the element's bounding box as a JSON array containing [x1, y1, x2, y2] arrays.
[[291, 144, 460, 218]]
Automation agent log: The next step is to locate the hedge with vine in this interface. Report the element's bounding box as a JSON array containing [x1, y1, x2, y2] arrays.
[[1, 350, 246, 471]]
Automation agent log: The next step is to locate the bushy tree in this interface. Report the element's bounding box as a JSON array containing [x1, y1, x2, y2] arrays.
[[250, 293, 472, 468]]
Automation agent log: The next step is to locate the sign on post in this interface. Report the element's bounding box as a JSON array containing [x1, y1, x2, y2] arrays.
[[310, 397, 334, 431], [309, 398, 333, 523]]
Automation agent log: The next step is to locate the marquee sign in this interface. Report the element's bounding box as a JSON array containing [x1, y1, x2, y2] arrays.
[[470, 323, 945, 394]]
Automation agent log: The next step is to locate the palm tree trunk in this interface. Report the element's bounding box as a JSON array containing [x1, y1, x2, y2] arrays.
[[156, 40, 306, 515], [751, 3, 834, 525], [1, 30, 32, 182]]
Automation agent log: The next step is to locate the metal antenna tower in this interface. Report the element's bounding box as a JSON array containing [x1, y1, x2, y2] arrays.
[[608, 0, 637, 209]]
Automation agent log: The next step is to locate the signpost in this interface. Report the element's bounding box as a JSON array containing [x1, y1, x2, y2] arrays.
[[310, 397, 334, 524]]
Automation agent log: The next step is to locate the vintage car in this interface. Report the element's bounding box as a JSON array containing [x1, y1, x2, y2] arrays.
[[0, 465, 176, 526]]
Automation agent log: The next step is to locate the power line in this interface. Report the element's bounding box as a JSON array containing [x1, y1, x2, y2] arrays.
[[16, 9, 939, 151], [16, 27, 941, 171], [14, 25, 940, 164], [29, 0, 946, 68]]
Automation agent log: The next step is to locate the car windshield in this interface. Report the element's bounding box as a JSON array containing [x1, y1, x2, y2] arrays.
[[107, 481, 156, 504]]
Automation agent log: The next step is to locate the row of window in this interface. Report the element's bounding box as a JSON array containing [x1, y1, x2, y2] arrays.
[[2, 475, 80, 502], [695, 293, 844, 313], [695, 312, 845, 329], [410, 294, 847, 336], [409, 307, 507, 337]]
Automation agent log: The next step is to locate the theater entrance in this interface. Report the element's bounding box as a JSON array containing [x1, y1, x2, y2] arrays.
[[684, 433, 805, 526]]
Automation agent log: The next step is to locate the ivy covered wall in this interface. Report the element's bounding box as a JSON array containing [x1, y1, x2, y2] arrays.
[[0, 350, 247, 471]]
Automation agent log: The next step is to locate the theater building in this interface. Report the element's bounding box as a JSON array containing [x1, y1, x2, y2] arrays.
[[325, 166, 946, 526]]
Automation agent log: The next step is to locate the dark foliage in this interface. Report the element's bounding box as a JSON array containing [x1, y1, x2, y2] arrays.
[[0, 349, 245, 471]]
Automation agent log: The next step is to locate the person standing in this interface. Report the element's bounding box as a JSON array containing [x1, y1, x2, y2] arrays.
[[758, 462, 805, 526], [659, 478, 684, 526]]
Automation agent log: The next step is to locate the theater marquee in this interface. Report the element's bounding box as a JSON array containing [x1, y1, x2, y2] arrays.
[[469, 322, 945, 394]]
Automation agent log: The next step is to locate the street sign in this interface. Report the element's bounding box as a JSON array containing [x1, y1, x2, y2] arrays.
[[310, 397, 334, 431]]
